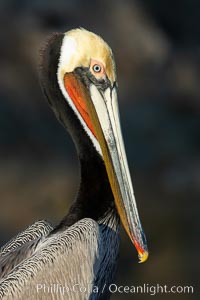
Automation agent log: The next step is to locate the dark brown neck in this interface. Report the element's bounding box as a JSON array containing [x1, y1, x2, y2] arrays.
[[56, 142, 116, 230]]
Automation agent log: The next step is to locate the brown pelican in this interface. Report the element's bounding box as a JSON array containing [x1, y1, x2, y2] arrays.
[[0, 28, 148, 299]]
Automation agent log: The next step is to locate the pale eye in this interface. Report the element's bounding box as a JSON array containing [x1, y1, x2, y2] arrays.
[[92, 64, 102, 73]]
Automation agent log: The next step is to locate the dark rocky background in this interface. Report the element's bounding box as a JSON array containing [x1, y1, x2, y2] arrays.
[[0, 0, 200, 299]]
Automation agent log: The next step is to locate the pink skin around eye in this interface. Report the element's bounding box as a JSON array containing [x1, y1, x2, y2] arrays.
[[90, 59, 106, 79]]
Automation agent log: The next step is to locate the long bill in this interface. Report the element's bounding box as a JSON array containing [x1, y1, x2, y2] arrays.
[[64, 73, 148, 263]]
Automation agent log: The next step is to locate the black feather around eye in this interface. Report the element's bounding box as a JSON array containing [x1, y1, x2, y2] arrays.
[[74, 67, 111, 91]]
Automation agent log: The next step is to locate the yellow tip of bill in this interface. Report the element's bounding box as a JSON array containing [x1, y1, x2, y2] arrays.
[[138, 250, 149, 263]]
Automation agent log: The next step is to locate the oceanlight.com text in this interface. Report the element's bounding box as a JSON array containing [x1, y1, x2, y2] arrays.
[[36, 283, 194, 296]]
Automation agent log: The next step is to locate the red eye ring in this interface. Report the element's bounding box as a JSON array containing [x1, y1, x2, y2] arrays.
[[90, 59, 105, 78]]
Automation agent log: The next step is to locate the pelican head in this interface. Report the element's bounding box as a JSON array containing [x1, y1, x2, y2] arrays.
[[41, 28, 148, 263]]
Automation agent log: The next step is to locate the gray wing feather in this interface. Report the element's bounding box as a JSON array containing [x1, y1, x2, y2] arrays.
[[0, 218, 102, 300], [0, 236, 47, 280], [0, 220, 53, 256], [0, 220, 53, 280]]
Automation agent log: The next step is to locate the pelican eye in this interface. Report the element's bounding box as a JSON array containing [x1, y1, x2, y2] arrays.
[[92, 64, 102, 73]]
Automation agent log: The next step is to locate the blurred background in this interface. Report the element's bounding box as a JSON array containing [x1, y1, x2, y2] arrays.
[[0, 0, 200, 299]]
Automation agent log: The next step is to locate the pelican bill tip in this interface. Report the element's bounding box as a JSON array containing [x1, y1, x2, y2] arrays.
[[138, 250, 149, 263]]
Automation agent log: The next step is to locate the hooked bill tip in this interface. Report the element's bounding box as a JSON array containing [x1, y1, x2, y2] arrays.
[[132, 237, 148, 263], [138, 250, 149, 263]]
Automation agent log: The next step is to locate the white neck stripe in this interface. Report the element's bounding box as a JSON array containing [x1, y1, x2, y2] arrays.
[[57, 37, 102, 156]]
